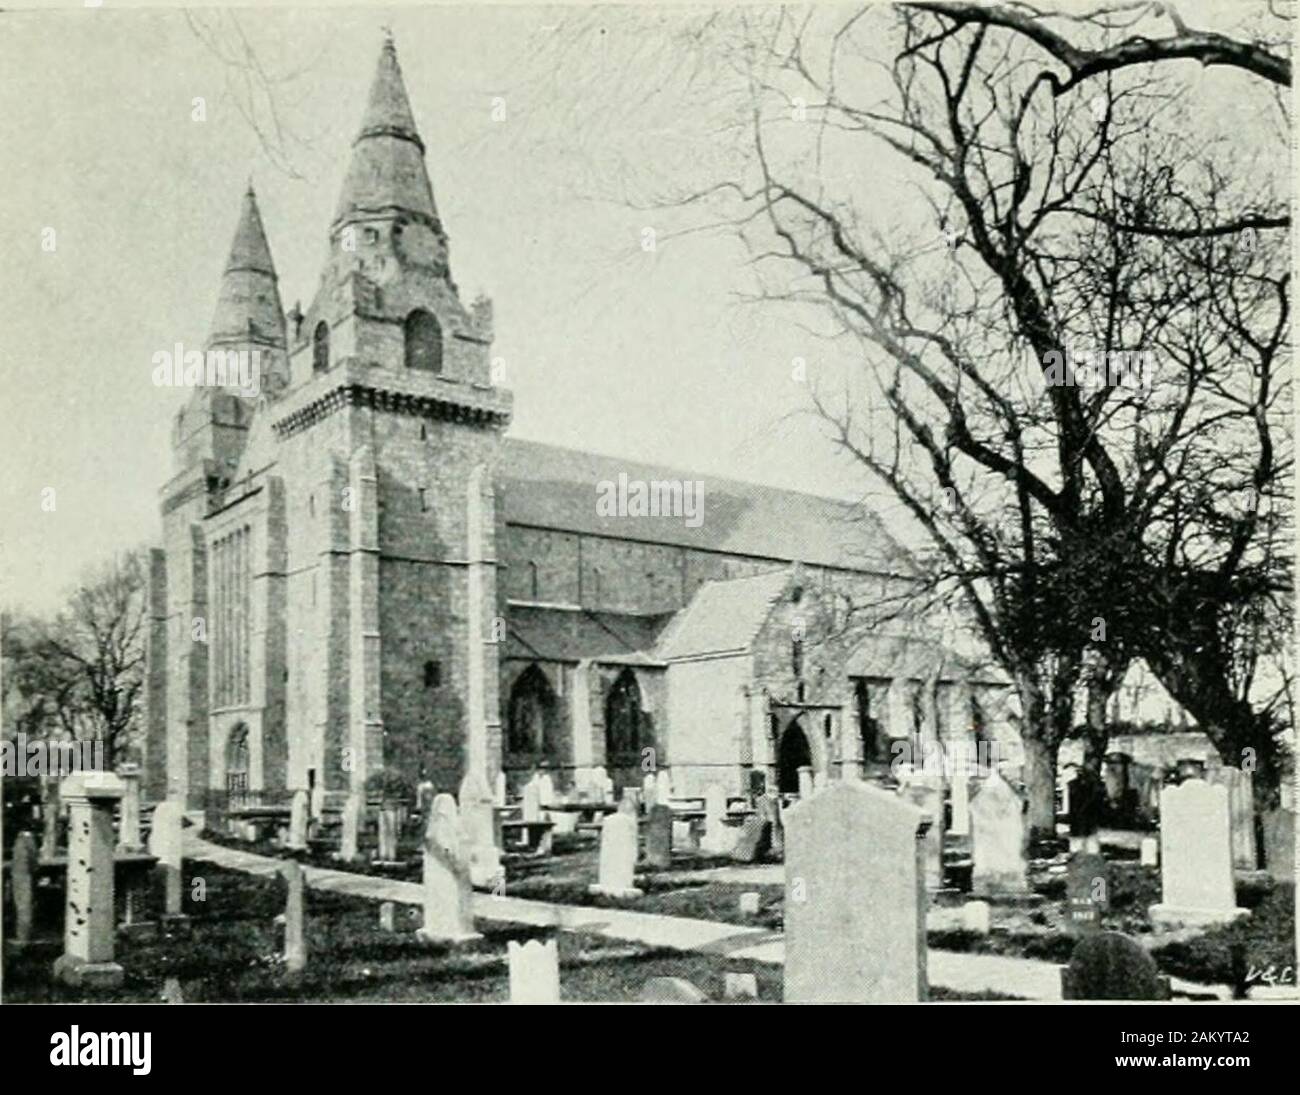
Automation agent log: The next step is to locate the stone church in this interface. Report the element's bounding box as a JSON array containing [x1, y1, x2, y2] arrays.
[[143, 37, 1009, 820]]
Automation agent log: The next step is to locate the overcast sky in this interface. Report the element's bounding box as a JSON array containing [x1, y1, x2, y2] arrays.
[[0, 1, 1277, 616]]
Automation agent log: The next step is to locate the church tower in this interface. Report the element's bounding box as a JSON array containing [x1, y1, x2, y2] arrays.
[[146, 186, 288, 806], [270, 34, 511, 811]]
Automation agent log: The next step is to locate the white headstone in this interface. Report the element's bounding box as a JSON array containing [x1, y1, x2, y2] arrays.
[[508, 938, 561, 1004], [494, 771, 507, 807], [656, 769, 673, 806], [282, 860, 307, 973], [149, 799, 185, 916], [339, 794, 361, 862], [969, 774, 1028, 895], [961, 900, 991, 934], [287, 789, 309, 850], [53, 772, 126, 987], [701, 784, 733, 855], [724, 972, 759, 1000], [1140, 836, 1159, 867], [522, 776, 543, 823], [458, 770, 503, 888], [418, 794, 480, 942], [1150, 779, 1249, 927], [537, 773, 556, 811], [589, 812, 641, 898], [642, 772, 657, 809], [784, 782, 928, 1002]]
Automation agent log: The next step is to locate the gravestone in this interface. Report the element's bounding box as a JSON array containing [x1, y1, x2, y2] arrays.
[[162, 977, 185, 1004], [619, 788, 640, 816], [901, 777, 944, 891], [641, 977, 708, 1003], [701, 784, 733, 855], [656, 769, 673, 806], [1149, 779, 1249, 928], [458, 771, 503, 889], [731, 815, 771, 864], [41, 779, 61, 859], [376, 805, 400, 862], [287, 789, 309, 850], [53, 771, 126, 988], [969, 774, 1028, 896], [282, 860, 307, 973], [643, 804, 674, 869], [379, 901, 396, 931], [724, 972, 759, 1000], [418, 794, 480, 943], [1140, 836, 1159, 868], [593, 766, 612, 803], [416, 781, 435, 821], [784, 782, 928, 1002], [494, 771, 507, 807], [507, 939, 561, 1004], [1066, 852, 1110, 934], [117, 762, 143, 850], [757, 793, 784, 858], [11, 832, 37, 945], [738, 891, 761, 916], [961, 900, 990, 935], [1261, 807, 1294, 882], [149, 799, 185, 917], [522, 776, 543, 823], [589, 812, 641, 898], [537, 773, 556, 812], [642, 773, 657, 809], [797, 766, 814, 799], [1061, 932, 1169, 1000], [1207, 766, 1257, 870], [339, 794, 361, 862]]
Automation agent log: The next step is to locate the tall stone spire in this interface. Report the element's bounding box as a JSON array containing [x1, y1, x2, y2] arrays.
[[333, 34, 439, 230], [206, 183, 287, 351]]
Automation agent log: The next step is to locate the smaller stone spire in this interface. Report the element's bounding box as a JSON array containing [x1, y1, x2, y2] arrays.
[[207, 185, 286, 350]]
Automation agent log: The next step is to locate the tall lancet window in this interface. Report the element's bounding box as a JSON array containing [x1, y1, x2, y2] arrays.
[[404, 309, 442, 373], [313, 321, 330, 373]]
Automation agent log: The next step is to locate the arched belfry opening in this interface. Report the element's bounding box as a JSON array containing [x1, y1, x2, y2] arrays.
[[404, 309, 442, 373], [312, 321, 330, 373]]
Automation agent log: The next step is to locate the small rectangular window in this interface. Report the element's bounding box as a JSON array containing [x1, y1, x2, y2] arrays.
[[424, 660, 441, 688]]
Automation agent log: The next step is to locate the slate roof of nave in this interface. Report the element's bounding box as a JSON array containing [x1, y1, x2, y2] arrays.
[[653, 569, 793, 661], [498, 439, 915, 576], [505, 604, 675, 665]]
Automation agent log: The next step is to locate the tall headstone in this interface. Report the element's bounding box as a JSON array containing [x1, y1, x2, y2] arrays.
[[784, 782, 928, 1002], [53, 771, 126, 988], [339, 794, 361, 862], [508, 938, 561, 1004], [656, 769, 673, 806], [589, 812, 642, 898], [522, 776, 543, 823], [643, 804, 673, 869], [11, 831, 37, 945], [377, 805, 400, 862], [757, 793, 784, 858], [969, 774, 1028, 896], [149, 799, 185, 917], [642, 772, 657, 809], [418, 794, 480, 943], [494, 771, 507, 807], [282, 860, 307, 973], [1149, 779, 1249, 927], [1261, 807, 1295, 882], [458, 770, 503, 889], [537, 772, 556, 811], [1140, 836, 1159, 867], [1208, 766, 1257, 870], [797, 766, 814, 799], [117, 761, 143, 850], [701, 784, 733, 855], [416, 780, 435, 821], [901, 777, 944, 891], [287, 788, 309, 851]]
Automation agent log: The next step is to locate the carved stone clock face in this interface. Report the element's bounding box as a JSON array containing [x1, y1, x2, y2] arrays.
[[393, 218, 443, 270]]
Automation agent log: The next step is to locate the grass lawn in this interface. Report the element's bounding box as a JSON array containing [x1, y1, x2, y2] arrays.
[[4, 862, 1010, 1002]]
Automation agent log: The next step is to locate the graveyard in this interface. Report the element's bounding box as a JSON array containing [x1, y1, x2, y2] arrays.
[[4, 760, 1295, 1003]]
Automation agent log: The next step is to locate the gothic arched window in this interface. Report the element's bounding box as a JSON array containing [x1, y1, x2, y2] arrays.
[[604, 669, 643, 766], [507, 664, 559, 757], [404, 309, 443, 373], [312, 321, 330, 373]]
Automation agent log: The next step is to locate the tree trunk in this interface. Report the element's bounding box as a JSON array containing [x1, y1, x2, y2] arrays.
[[1082, 683, 1110, 782], [1021, 733, 1057, 841]]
